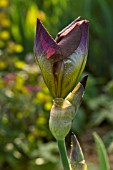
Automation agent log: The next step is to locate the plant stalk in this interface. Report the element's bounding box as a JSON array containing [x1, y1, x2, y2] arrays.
[[57, 139, 70, 170]]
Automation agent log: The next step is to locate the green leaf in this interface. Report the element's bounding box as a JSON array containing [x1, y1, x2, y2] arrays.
[[93, 132, 110, 170]]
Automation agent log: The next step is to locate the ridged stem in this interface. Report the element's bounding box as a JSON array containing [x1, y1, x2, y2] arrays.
[[57, 139, 70, 170]]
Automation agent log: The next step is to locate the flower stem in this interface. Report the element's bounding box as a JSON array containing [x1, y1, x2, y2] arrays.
[[57, 139, 70, 170]]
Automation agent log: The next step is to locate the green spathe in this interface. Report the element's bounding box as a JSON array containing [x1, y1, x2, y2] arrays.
[[49, 77, 87, 140], [49, 98, 75, 140]]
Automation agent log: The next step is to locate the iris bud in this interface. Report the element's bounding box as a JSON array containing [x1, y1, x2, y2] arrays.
[[34, 17, 89, 98], [70, 133, 88, 170]]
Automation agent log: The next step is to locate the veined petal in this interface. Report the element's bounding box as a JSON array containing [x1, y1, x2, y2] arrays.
[[55, 16, 81, 43], [34, 19, 59, 58], [55, 17, 82, 59], [60, 20, 89, 98], [34, 19, 61, 97]]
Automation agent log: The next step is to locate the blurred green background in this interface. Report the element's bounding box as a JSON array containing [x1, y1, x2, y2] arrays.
[[0, 0, 113, 170]]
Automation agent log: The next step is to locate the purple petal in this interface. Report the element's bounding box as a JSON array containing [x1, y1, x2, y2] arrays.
[[59, 20, 89, 98], [79, 20, 89, 56], [55, 18, 83, 59], [34, 19, 59, 97], [34, 19, 59, 59], [55, 16, 81, 43], [56, 19, 89, 59]]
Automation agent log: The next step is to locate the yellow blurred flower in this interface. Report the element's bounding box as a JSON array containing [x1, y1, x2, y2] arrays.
[[35, 92, 45, 103], [28, 134, 35, 143], [0, 79, 3, 88], [25, 4, 46, 37], [26, 4, 39, 28], [36, 92, 52, 103], [0, 13, 7, 19], [7, 42, 23, 53], [1, 19, 10, 27], [38, 10, 46, 21], [14, 61, 25, 69], [37, 116, 47, 125], [0, 61, 7, 69], [0, 31, 10, 40], [0, 0, 8, 7], [14, 73, 28, 94], [14, 44, 23, 53], [44, 102, 52, 111]]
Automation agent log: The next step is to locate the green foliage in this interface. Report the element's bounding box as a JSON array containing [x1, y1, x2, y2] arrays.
[[103, 131, 113, 154], [93, 133, 110, 170], [85, 74, 113, 127]]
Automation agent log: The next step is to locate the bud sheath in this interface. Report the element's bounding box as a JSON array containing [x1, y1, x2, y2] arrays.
[[49, 98, 75, 140]]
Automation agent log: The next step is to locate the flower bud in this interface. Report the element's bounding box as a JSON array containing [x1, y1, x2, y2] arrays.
[[49, 98, 75, 140], [34, 18, 89, 98], [70, 133, 88, 170]]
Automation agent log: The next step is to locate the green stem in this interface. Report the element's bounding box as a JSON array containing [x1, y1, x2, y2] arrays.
[[57, 139, 70, 170]]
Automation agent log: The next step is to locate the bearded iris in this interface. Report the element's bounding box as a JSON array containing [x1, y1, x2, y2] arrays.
[[34, 17, 89, 98], [34, 17, 89, 170]]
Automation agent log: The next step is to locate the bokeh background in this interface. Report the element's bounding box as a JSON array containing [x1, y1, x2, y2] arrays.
[[0, 0, 113, 170]]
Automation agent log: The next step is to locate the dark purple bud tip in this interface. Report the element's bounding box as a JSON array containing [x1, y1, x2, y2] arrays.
[[70, 132, 84, 163], [35, 18, 59, 59], [80, 75, 88, 89]]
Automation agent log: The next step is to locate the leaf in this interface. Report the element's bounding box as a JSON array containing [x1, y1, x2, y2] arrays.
[[93, 132, 110, 170]]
